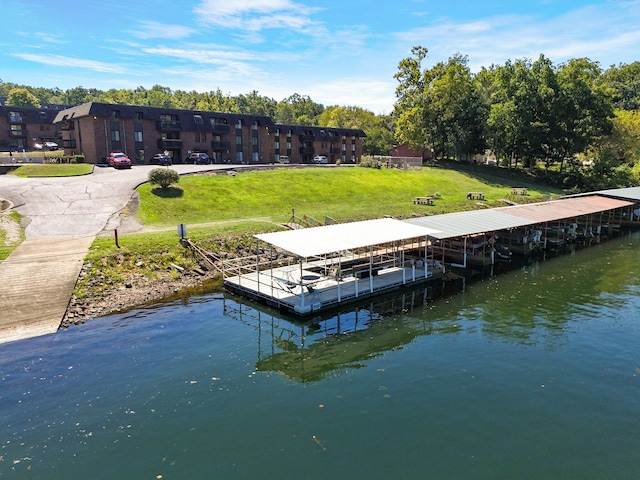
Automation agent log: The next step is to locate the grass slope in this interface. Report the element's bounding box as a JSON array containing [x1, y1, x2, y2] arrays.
[[137, 166, 560, 228]]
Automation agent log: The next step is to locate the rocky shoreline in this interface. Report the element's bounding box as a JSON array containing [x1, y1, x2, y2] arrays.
[[61, 264, 222, 328]]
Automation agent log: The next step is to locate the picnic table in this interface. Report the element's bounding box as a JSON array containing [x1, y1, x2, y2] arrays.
[[466, 192, 484, 200], [413, 196, 435, 205], [511, 187, 528, 195]]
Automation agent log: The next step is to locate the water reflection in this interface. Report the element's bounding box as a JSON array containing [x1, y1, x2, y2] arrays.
[[224, 231, 640, 382]]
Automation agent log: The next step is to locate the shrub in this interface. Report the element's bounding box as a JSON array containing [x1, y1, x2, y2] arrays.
[[148, 168, 180, 189]]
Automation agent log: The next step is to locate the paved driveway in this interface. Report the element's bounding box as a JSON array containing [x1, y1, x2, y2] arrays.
[[0, 164, 230, 238], [0, 163, 235, 344]]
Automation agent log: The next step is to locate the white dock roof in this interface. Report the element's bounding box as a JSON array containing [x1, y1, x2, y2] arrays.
[[255, 218, 441, 258]]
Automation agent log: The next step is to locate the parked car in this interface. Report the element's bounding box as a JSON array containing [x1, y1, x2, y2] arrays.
[[150, 153, 172, 166], [276, 155, 289, 164], [44, 142, 59, 151], [312, 155, 328, 164], [186, 152, 211, 165], [106, 152, 132, 169]]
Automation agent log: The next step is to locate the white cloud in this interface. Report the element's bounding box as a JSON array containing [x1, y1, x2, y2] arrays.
[[10, 53, 127, 74], [131, 21, 196, 40], [193, 0, 322, 32]]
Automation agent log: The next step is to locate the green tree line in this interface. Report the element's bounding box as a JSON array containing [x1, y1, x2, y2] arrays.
[[393, 46, 640, 191]]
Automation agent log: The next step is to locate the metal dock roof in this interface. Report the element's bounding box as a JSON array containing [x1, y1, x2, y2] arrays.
[[255, 217, 442, 258], [404, 195, 635, 239]]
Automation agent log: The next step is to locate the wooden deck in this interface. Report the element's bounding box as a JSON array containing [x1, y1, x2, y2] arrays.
[[224, 261, 444, 315]]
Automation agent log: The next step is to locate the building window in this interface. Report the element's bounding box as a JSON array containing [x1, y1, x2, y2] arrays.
[[252, 152, 259, 162], [252, 122, 258, 131], [134, 131, 143, 142], [236, 135, 242, 146], [274, 140, 280, 149], [40, 125, 51, 131], [10, 124, 23, 133], [195, 132, 206, 143], [194, 115, 203, 124], [252, 136, 258, 146], [111, 130, 120, 141], [236, 120, 242, 129], [286, 141, 291, 150], [39, 111, 47, 119], [236, 151, 243, 163], [136, 111, 144, 120], [9, 111, 23, 122], [111, 110, 120, 120]]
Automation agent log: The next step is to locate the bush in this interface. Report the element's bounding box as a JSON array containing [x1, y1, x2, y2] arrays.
[[148, 168, 179, 189]]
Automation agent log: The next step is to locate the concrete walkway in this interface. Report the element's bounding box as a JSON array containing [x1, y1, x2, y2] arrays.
[[0, 236, 95, 343], [0, 164, 236, 345]]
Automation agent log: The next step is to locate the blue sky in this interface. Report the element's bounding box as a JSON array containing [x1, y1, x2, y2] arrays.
[[1, 0, 639, 114]]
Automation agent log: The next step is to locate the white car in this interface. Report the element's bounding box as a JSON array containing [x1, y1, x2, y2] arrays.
[[312, 155, 328, 164]]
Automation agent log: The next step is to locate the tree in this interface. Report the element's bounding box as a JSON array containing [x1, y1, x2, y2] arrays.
[[148, 168, 179, 189], [599, 61, 640, 110], [275, 94, 324, 125], [6, 87, 41, 107], [393, 47, 488, 160]]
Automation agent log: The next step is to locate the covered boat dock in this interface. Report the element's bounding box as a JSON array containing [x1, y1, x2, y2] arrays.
[[223, 190, 638, 316], [404, 195, 637, 266], [223, 218, 443, 315]]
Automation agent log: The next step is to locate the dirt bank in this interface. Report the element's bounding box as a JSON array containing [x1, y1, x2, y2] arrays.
[[61, 264, 223, 327]]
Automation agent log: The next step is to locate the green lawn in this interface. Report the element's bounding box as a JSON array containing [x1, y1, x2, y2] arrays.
[[137, 166, 561, 228], [10, 163, 93, 177]]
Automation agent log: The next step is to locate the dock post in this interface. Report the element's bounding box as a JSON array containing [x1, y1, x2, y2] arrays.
[[355, 278, 359, 298]]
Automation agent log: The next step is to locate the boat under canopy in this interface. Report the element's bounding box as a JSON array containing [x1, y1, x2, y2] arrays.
[[223, 218, 444, 315]]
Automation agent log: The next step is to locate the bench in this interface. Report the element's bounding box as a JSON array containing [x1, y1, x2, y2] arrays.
[[413, 196, 435, 205], [467, 192, 484, 200], [511, 187, 528, 196]]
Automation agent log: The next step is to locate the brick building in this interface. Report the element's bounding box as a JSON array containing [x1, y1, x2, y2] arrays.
[[0, 98, 68, 152], [52, 102, 365, 165]]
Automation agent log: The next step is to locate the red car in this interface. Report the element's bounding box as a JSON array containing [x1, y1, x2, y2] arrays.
[[107, 152, 132, 169]]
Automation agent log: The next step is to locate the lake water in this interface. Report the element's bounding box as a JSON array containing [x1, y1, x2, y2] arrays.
[[2, 232, 640, 479]]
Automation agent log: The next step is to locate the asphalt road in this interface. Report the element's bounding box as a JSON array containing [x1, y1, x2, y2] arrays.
[[0, 164, 234, 239], [0, 163, 240, 343]]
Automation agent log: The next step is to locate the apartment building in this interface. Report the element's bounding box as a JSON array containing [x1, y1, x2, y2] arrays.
[[0, 98, 68, 152], [52, 102, 365, 165]]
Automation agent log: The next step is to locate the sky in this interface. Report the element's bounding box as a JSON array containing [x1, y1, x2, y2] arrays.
[[1, 0, 639, 114]]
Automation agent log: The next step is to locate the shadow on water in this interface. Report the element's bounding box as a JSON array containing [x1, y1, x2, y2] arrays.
[[223, 230, 640, 383]]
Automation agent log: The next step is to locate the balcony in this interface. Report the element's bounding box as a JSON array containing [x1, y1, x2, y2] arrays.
[[156, 120, 182, 131], [299, 134, 314, 142], [211, 124, 231, 134], [158, 138, 183, 149], [9, 129, 27, 138], [211, 140, 231, 151], [8, 115, 24, 123], [62, 139, 77, 149], [60, 120, 75, 131], [299, 146, 314, 155]]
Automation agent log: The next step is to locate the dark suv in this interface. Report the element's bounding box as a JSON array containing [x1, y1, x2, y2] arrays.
[[186, 152, 211, 165], [150, 154, 172, 166]]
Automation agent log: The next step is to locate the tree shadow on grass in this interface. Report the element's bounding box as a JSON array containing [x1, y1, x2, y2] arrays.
[[151, 186, 184, 198]]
